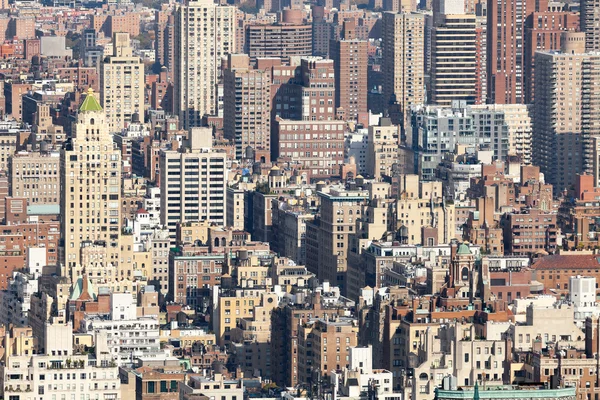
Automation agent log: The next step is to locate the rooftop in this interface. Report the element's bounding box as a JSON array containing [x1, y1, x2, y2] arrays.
[[531, 254, 600, 270], [79, 88, 103, 112], [435, 386, 576, 399]]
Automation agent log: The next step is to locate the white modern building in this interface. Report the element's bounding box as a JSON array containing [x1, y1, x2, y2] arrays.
[[80, 293, 161, 366], [159, 129, 227, 240], [0, 323, 121, 400], [570, 275, 599, 326], [331, 346, 395, 400]]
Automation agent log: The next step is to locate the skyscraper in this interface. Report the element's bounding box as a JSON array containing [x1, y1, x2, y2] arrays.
[[223, 54, 272, 161], [382, 12, 425, 129], [430, 3, 477, 106], [330, 20, 368, 121], [523, 11, 579, 103], [486, 0, 545, 104], [60, 88, 122, 279], [155, 5, 175, 76], [532, 33, 600, 191], [174, 0, 236, 129], [159, 128, 227, 241], [100, 32, 145, 132], [581, 0, 600, 52]]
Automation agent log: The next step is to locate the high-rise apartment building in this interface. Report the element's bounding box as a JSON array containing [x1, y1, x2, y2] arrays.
[[382, 12, 425, 129], [330, 21, 368, 121], [100, 33, 144, 132], [312, 7, 331, 57], [367, 117, 400, 179], [155, 6, 175, 73], [581, 0, 600, 52], [272, 57, 346, 178], [159, 129, 227, 240], [523, 11, 579, 103], [533, 33, 600, 191], [245, 10, 312, 63], [174, 0, 236, 129], [486, 0, 545, 104], [475, 15, 487, 104], [60, 89, 122, 279], [305, 186, 369, 294], [469, 104, 533, 164], [223, 54, 272, 161], [430, 7, 477, 106]]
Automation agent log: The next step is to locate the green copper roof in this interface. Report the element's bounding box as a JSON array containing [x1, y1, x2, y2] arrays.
[[457, 243, 472, 255], [70, 275, 96, 301], [79, 88, 103, 112]]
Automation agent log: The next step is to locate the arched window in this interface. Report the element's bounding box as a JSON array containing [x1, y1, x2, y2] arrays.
[[215, 237, 220, 247], [461, 267, 469, 281], [90, 118, 95, 125]]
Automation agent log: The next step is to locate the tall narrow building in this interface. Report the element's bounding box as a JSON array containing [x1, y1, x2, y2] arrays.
[[523, 11, 579, 103], [100, 33, 145, 132], [532, 33, 600, 191], [223, 54, 271, 161], [330, 20, 368, 121], [430, 3, 477, 106], [155, 6, 175, 77], [61, 88, 122, 280], [159, 128, 227, 241], [305, 186, 369, 295], [582, 0, 600, 52], [486, 0, 545, 104], [174, 0, 236, 129], [382, 12, 425, 129]]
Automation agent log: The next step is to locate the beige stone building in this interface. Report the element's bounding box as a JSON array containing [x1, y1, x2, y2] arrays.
[[271, 201, 314, 266], [60, 89, 122, 282], [382, 12, 425, 128], [10, 149, 60, 205], [367, 118, 400, 179], [510, 303, 585, 352], [100, 33, 144, 132], [31, 104, 65, 146], [306, 186, 370, 295], [226, 186, 245, 230], [393, 175, 456, 245], [174, 0, 236, 128], [404, 321, 509, 399], [211, 287, 276, 346], [177, 220, 211, 245]]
